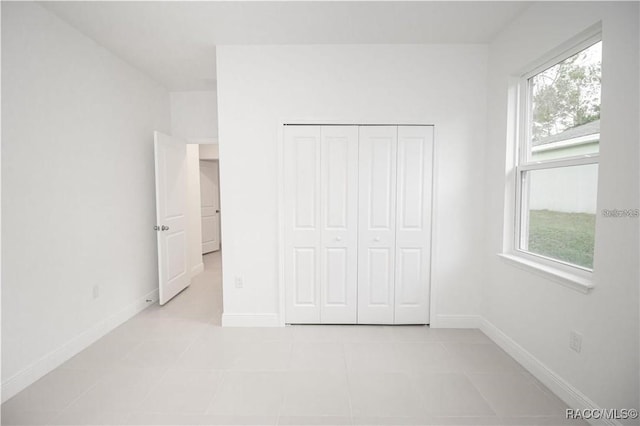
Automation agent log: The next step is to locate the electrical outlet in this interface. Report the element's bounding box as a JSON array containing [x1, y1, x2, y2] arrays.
[[234, 277, 243, 288], [92, 285, 100, 300], [569, 331, 582, 353]]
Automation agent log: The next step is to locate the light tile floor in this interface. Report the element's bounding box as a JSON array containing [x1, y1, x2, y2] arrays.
[[2, 252, 587, 426]]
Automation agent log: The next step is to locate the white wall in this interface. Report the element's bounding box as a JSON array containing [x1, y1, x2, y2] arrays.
[[0, 0, 4, 406], [170, 91, 218, 140], [1, 2, 170, 400], [216, 44, 488, 325], [483, 1, 639, 414]]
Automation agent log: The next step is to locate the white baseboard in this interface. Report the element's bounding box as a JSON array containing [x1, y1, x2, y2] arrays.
[[191, 262, 204, 277], [479, 318, 617, 426], [432, 314, 481, 328], [221, 313, 280, 327], [1, 288, 158, 403]]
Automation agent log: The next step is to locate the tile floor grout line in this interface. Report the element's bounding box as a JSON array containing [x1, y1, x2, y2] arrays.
[[50, 365, 125, 419], [461, 370, 502, 420], [341, 342, 358, 425], [275, 343, 294, 425], [202, 369, 229, 417]]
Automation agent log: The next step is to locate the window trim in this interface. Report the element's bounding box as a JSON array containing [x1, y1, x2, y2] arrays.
[[505, 28, 602, 292], [497, 253, 594, 294], [521, 32, 603, 85]]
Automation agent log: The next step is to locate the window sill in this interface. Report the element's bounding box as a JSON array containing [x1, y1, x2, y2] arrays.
[[497, 253, 594, 294]]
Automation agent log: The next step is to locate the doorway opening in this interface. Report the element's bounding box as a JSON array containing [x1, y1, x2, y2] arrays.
[[192, 147, 222, 324], [153, 133, 223, 324]]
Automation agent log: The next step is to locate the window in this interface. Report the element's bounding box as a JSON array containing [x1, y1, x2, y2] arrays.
[[516, 36, 602, 272]]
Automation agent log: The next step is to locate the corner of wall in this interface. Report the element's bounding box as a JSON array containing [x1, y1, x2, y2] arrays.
[[479, 318, 620, 426]]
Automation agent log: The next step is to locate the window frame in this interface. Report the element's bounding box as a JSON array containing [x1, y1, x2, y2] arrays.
[[509, 31, 602, 286]]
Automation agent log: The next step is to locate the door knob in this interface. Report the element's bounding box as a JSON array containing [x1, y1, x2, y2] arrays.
[[161, 225, 170, 231], [374, 236, 381, 242], [153, 225, 160, 231]]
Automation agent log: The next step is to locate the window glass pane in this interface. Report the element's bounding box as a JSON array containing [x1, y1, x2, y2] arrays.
[[520, 164, 598, 269], [529, 41, 601, 161]]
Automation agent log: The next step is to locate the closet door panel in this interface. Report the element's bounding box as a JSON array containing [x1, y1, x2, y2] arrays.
[[357, 126, 397, 324], [325, 248, 348, 303], [293, 248, 317, 305], [367, 248, 393, 304], [320, 126, 358, 323], [394, 126, 433, 324], [284, 126, 321, 323]]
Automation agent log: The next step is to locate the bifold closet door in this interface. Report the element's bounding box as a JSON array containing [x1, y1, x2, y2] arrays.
[[320, 126, 358, 323], [394, 126, 433, 324], [357, 126, 398, 324], [284, 125, 358, 324], [357, 125, 433, 325]]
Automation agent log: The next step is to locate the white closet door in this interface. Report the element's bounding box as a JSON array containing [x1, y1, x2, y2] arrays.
[[357, 126, 398, 324], [320, 126, 358, 323], [394, 126, 433, 324], [284, 126, 322, 323]]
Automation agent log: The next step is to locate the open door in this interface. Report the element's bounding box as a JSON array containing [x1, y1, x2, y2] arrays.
[[200, 160, 221, 254], [154, 131, 190, 305]]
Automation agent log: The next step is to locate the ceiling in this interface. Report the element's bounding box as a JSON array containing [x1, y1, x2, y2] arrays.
[[42, 1, 531, 91]]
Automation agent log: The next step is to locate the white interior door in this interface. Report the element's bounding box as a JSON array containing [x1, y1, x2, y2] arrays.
[[154, 131, 190, 305], [394, 126, 433, 324], [284, 125, 322, 323], [357, 126, 398, 324], [200, 160, 220, 254], [320, 126, 358, 324]]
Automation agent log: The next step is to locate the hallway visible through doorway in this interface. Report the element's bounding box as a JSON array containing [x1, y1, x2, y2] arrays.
[[145, 251, 223, 324]]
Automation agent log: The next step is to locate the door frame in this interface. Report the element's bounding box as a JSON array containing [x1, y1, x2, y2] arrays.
[[276, 118, 439, 327]]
